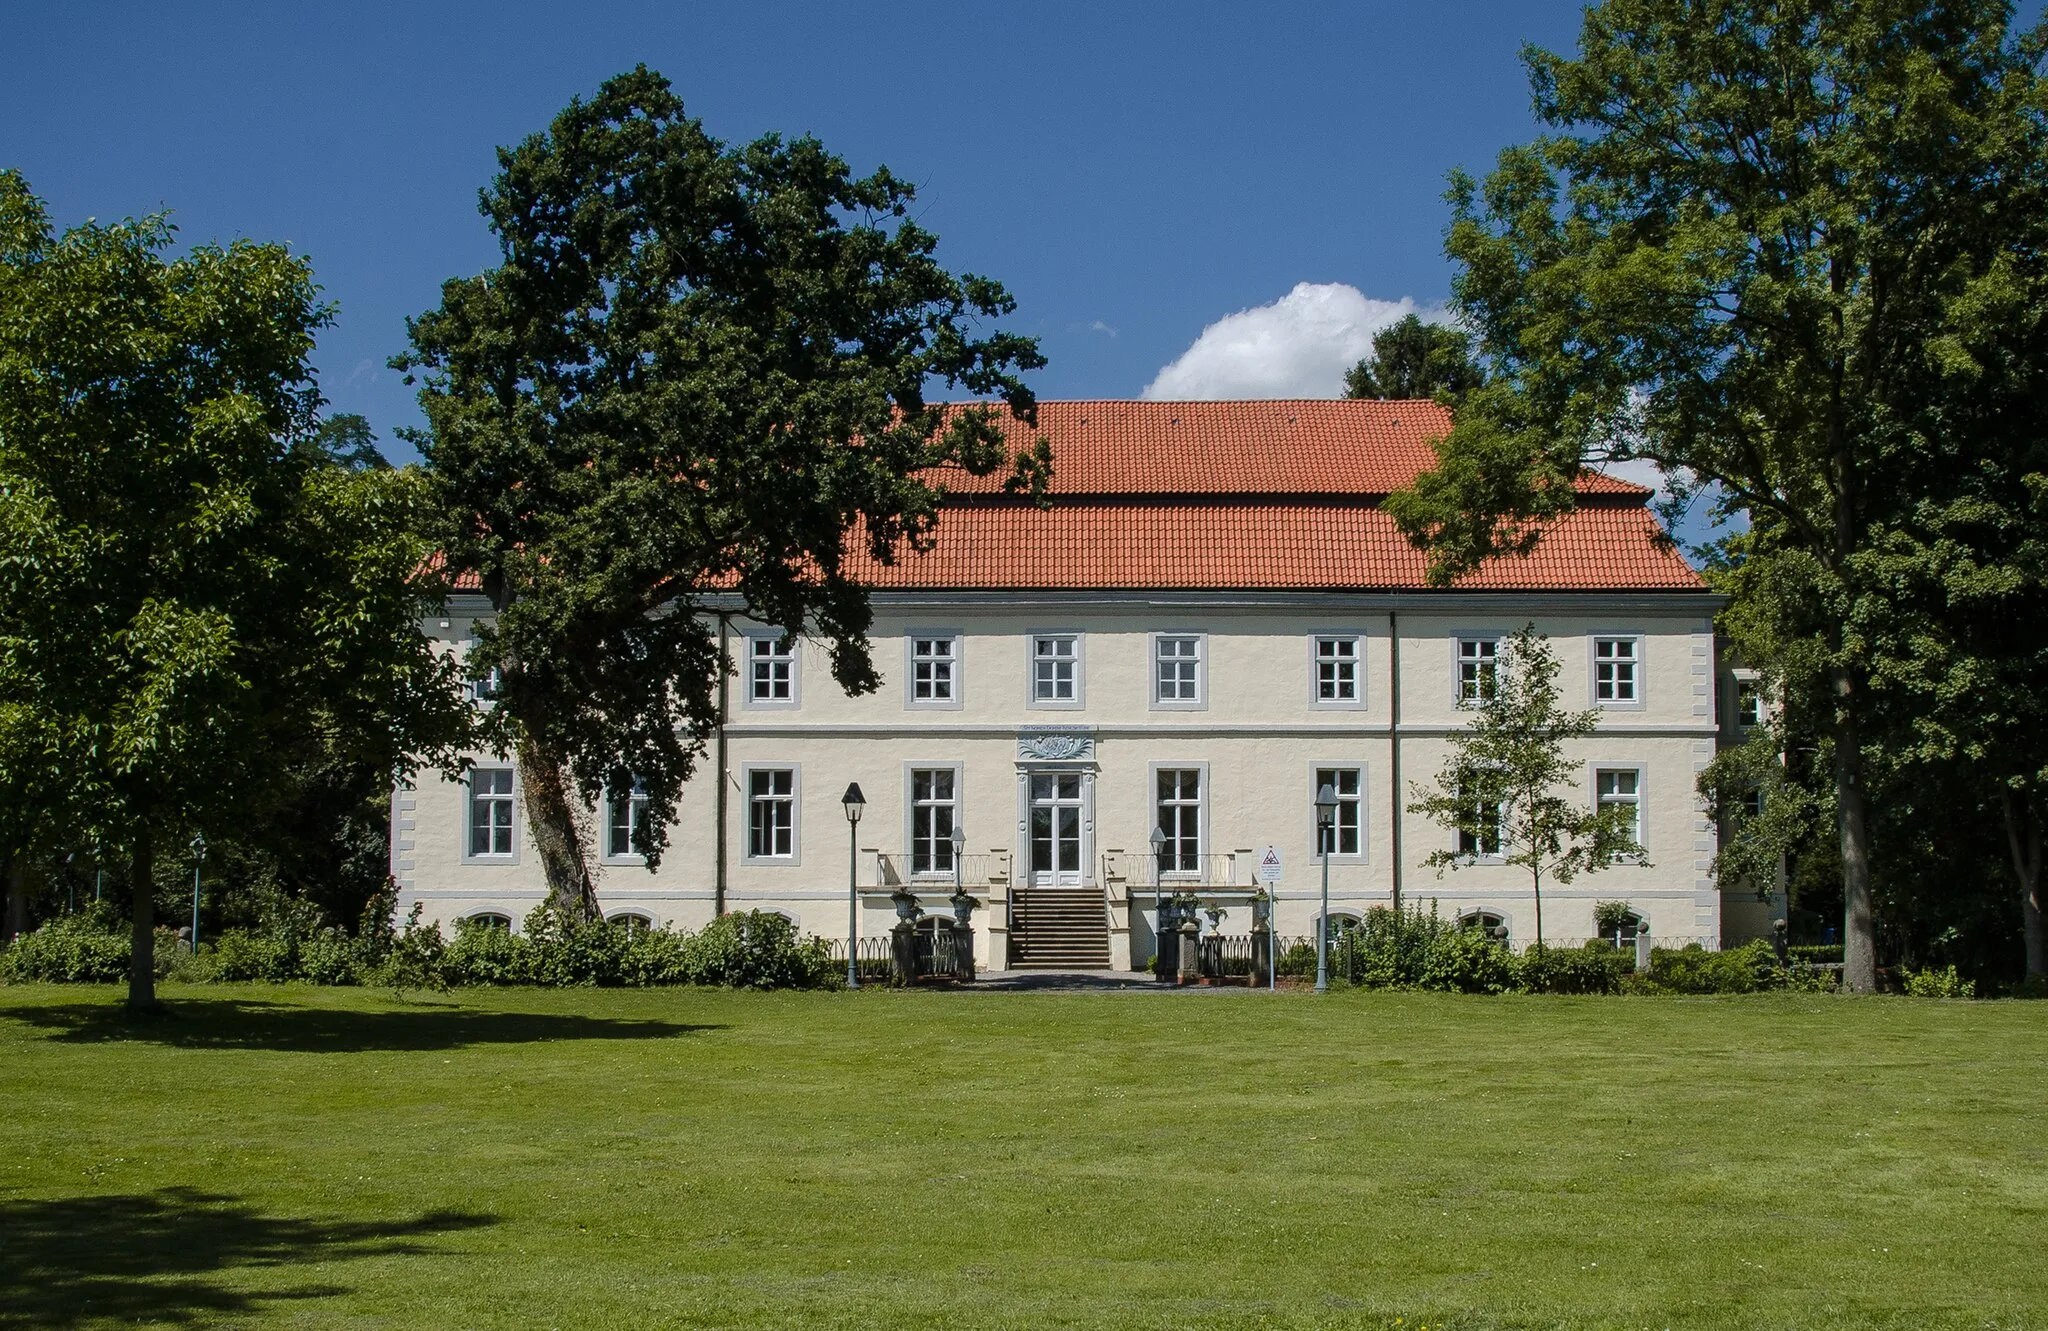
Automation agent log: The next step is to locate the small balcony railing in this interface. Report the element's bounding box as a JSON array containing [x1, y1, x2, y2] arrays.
[[869, 852, 1009, 889], [1113, 852, 1243, 889]]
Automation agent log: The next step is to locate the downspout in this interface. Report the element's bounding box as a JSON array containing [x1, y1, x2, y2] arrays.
[[715, 612, 730, 918], [1389, 604, 1403, 913]]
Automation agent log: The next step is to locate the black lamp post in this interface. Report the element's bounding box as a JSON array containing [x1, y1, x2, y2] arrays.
[[1149, 824, 1167, 976], [189, 832, 208, 952], [841, 782, 865, 989], [949, 822, 967, 912], [1314, 782, 1337, 994]]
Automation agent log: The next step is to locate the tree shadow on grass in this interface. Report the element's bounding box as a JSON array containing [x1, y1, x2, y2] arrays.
[[2, 998, 722, 1052], [0, 1188, 493, 1328]]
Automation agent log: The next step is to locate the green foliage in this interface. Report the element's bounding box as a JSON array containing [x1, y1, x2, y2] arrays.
[[0, 170, 472, 1005], [1517, 942, 1629, 995], [395, 67, 1049, 912], [1592, 901, 1636, 935], [0, 909, 132, 983], [1343, 314, 1486, 402], [1636, 941, 1779, 996], [1383, 0, 2048, 991], [1410, 625, 1645, 945], [1904, 966, 1977, 999], [1417, 927, 1520, 994]]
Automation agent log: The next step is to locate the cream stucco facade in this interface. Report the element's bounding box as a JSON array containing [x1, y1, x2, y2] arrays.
[[392, 586, 1748, 967]]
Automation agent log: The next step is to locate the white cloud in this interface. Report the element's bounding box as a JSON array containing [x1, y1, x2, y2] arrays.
[[1141, 282, 1440, 400], [1089, 319, 1117, 338]]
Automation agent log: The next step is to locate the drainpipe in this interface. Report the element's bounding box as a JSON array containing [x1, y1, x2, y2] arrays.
[[1389, 605, 1403, 913], [715, 612, 730, 917]]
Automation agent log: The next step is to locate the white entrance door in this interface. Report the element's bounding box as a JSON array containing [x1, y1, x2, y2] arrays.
[[1028, 772, 1084, 886]]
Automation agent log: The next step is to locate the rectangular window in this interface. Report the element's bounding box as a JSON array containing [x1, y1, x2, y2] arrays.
[[1155, 768, 1201, 874], [909, 768, 957, 875], [1033, 635, 1078, 703], [1594, 638, 1639, 704], [747, 768, 795, 859], [1736, 679, 1762, 728], [468, 769, 515, 858], [1314, 636, 1359, 703], [1457, 637, 1500, 702], [1597, 768, 1643, 846], [749, 636, 796, 703], [1740, 787, 1765, 820], [911, 636, 957, 703], [606, 778, 648, 860], [1456, 776, 1502, 858], [1154, 635, 1201, 704], [1314, 767, 1363, 856], [466, 638, 502, 704]]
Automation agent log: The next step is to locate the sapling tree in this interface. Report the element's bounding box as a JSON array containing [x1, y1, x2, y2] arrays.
[[397, 68, 1049, 917], [1409, 625, 1644, 948], [1343, 314, 1486, 402]]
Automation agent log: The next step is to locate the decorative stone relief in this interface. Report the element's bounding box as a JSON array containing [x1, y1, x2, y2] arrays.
[[1016, 729, 1095, 761]]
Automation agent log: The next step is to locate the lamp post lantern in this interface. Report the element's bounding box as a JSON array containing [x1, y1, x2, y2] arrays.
[[1314, 783, 1337, 994], [189, 832, 208, 952], [841, 783, 865, 989]]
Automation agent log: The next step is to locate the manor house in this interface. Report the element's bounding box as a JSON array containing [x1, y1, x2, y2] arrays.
[[391, 399, 1760, 968]]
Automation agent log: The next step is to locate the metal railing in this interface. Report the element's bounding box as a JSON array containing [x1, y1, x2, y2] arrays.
[[826, 936, 894, 984], [872, 852, 1008, 888], [914, 924, 972, 980], [1119, 853, 1242, 888]]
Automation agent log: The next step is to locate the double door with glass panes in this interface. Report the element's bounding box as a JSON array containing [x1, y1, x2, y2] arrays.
[[1027, 772, 1084, 885]]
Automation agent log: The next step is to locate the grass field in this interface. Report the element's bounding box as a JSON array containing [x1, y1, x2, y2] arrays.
[[1, 983, 2043, 1330]]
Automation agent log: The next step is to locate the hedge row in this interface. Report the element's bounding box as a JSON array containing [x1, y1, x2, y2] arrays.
[[0, 905, 839, 991], [1277, 907, 1843, 995]]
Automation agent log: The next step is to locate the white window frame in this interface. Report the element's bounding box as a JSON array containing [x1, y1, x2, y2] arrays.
[[1309, 634, 1365, 710], [1310, 763, 1368, 861], [1026, 631, 1085, 709], [464, 636, 502, 707], [1454, 769, 1505, 862], [743, 632, 800, 709], [1591, 763, 1648, 860], [1732, 672, 1764, 730], [1589, 634, 1646, 710], [742, 764, 801, 864], [1453, 634, 1504, 705], [1149, 632, 1206, 710], [602, 777, 649, 865], [1149, 763, 1208, 878], [904, 762, 964, 878], [607, 910, 655, 932], [904, 631, 963, 710], [462, 766, 519, 864]]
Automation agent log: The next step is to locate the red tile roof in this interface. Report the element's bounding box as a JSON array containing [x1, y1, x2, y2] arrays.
[[873, 399, 1695, 592], [928, 399, 1650, 498], [444, 400, 1701, 594]]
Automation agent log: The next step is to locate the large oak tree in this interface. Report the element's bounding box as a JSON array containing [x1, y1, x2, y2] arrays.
[[1386, 0, 2048, 991], [396, 68, 1049, 917]]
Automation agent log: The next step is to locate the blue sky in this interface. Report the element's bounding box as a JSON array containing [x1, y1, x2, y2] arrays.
[[5, 1, 1596, 458]]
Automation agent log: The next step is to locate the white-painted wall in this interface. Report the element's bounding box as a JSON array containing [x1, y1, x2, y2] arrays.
[[393, 590, 1737, 961]]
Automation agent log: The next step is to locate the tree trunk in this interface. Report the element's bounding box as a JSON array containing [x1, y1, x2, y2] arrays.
[[2000, 789, 2046, 983], [517, 735, 598, 922], [127, 827, 157, 1011], [4, 851, 28, 940], [1833, 667, 1878, 993], [1532, 867, 1544, 951]]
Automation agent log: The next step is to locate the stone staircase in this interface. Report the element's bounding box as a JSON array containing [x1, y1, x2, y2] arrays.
[[1009, 887, 1111, 969]]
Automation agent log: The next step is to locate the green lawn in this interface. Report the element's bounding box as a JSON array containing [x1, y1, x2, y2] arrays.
[[0, 984, 2042, 1330]]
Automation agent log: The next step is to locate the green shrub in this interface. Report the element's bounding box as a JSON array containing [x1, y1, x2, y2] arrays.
[[1787, 944, 1843, 965], [1784, 964, 1839, 994], [1518, 943, 1627, 994], [1418, 928, 1518, 994], [298, 932, 363, 986], [1903, 965, 1976, 998], [441, 917, 534, 985], [0, 910, 132, 983], [684, 911, 836, 989], [1639, 940, 1776, 994], [379, 905, 448, 992], [210, 929, 297, 982], [1276, 941, 1317, 979]]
